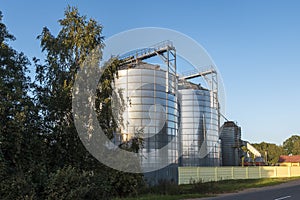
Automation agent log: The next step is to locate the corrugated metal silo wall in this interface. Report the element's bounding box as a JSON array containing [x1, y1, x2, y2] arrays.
[[178, 87, 220, 167], [220, 122, 241, 166], [114, 64, 179, 183]]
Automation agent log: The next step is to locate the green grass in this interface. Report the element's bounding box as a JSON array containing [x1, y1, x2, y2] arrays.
[[114, 194, 213, 200], [114, 177, 300, 200]]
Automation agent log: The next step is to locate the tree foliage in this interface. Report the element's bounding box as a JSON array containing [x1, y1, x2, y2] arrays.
[[34, 6, 105, 171], [0, 7, 143, 199], [0, 11, 46, 198], [283, 135, 300, 155]]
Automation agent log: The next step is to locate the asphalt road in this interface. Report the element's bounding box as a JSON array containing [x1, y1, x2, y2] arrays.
[[189, 179, 300, 200]]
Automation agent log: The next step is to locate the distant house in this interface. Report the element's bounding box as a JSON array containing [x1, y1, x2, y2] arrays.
[[278, 155, 300, 166]]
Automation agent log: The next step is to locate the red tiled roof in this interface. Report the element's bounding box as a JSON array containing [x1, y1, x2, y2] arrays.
[[278, 155, 300, 163]]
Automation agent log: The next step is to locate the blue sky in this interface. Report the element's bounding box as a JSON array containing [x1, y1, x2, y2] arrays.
[[1, 0, 300, 145]]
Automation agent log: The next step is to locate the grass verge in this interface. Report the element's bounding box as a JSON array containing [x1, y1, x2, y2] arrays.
[[114, 177, 300, 200]]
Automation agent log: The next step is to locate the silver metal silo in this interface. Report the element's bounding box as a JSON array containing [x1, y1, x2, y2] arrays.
[[220, 121, 241, 166], [178, 81, 220, 166], [114, 63, 179, 173]]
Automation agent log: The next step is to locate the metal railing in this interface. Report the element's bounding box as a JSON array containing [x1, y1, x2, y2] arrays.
[[119, 40, 174, 62], [180, 66, 216, 80]]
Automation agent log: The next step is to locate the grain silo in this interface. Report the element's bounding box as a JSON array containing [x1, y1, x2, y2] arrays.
[[113, 41, 223, 183], [178, 81, 221, 166], [114, 61, 179, 180], [220, 121, 241, 166]]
